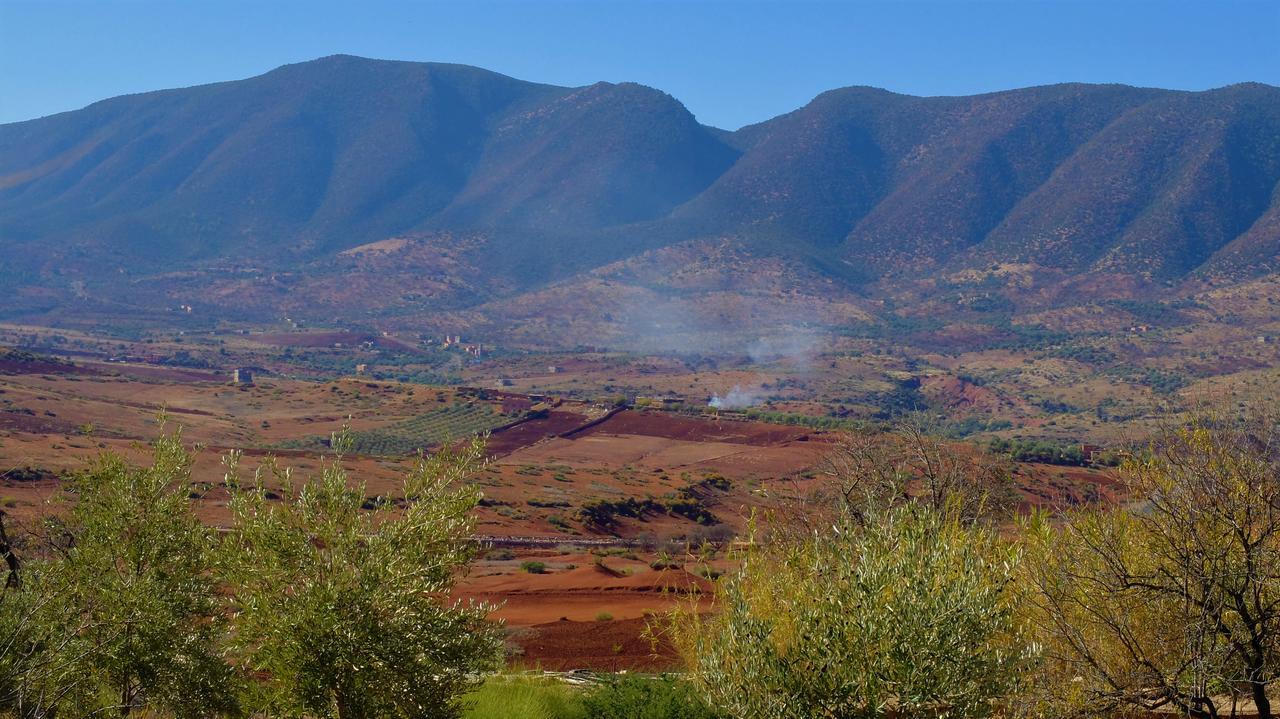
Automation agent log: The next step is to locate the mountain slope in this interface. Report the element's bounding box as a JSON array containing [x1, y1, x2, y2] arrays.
[[0, 57, 561, 264], [432, 81, 738, 231], [680, 82, 1280, 280], [970, 83, 1280, 278], [0, 55, 736, 274], [1, 56, 1278, 327]]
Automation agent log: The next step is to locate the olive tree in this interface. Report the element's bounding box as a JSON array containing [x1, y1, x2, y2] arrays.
[[669, 504, 1031, 719], [1, 429, 237, 718], [1020, 407, 1280, 719], [1, 523, 82, 718], [220, 434, 503, 719]]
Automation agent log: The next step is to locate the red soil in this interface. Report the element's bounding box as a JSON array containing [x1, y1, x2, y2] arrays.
[[574, 410, 815, 446], [922, 375, 1010, 414], [460, 564, 704, 671], [484, 410, 594, 456], [0, 357, 96, 376], [511, 617, 681, 671], [457, 563, 710, 624], [1015, 463, 1125, 509]]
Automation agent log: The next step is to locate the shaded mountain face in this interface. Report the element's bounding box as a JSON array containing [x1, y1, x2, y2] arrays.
[[688, 82, 1280, 280], [1, 55, 1278, 330], [0, 55, 738, 273]]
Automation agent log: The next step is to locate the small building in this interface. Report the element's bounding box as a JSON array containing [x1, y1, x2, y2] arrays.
[[231, 368, 254, 385], [547, 366, 561, 374], [355, 363, 368, 375]]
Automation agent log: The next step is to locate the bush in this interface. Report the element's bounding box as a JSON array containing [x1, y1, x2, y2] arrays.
[[581, 675, 720, 719], [521, 561, 547, 574], [222, 433, 503, 718], [988, 437, 1090, 466], [669, 505, 1029, 719], [1019, 406, 1280, 716], [0, 428, 237, 716], [595, 612, 613, 622]]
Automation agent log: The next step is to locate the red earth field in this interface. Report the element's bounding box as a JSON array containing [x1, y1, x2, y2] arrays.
[[0, 351, 1123, 670]]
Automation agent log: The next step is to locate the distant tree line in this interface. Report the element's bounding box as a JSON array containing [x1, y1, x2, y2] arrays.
[[986, 437, 1121, 466]]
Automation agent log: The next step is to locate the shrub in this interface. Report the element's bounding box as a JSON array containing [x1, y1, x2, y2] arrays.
[[0, 427, 237, 716], [649, 552, 683, 570], [222, 433, 503, 718], [696, 566, 722, 580], [1019, 406, 1280, 717], [581, 675, 720, 719], [669, 505, 1029, 719], [521, 561, 547, 574]]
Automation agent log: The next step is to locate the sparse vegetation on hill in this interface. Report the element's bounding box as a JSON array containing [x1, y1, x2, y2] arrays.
[[987, 437, 1108, 467], [579, 477, 730, 529]]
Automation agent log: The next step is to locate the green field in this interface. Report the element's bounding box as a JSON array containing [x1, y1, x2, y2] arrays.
[[280, 402, 515, 456]]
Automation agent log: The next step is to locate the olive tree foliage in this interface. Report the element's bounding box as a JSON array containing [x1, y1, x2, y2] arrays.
[[0, 513, 72, 717], [669, 505, 1031, 719], [818, 419, 1017, 527], [1019, 407, 1280, 719], [220, 432, 503, 719], [0, 428, 237, 718]]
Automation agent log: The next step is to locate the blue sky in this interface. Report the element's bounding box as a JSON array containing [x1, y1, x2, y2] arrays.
[[1, 0, 1277, 129]]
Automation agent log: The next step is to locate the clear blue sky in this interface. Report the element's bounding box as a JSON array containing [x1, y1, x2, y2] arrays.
[[2, 0, 1277, 129]]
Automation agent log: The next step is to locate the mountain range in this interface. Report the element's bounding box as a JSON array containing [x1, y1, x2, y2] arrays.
[[2, 55, 1278, 345]]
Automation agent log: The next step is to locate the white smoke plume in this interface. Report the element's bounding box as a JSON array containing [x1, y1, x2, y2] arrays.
[[747, 330, 820, 366], [708, 385, 762, 410]]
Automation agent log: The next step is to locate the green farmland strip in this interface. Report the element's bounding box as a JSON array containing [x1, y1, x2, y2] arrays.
[[278, 403, 514, 457]]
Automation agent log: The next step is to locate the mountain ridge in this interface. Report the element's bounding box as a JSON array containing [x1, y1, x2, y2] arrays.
[[1, 55, 1278, 336]]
